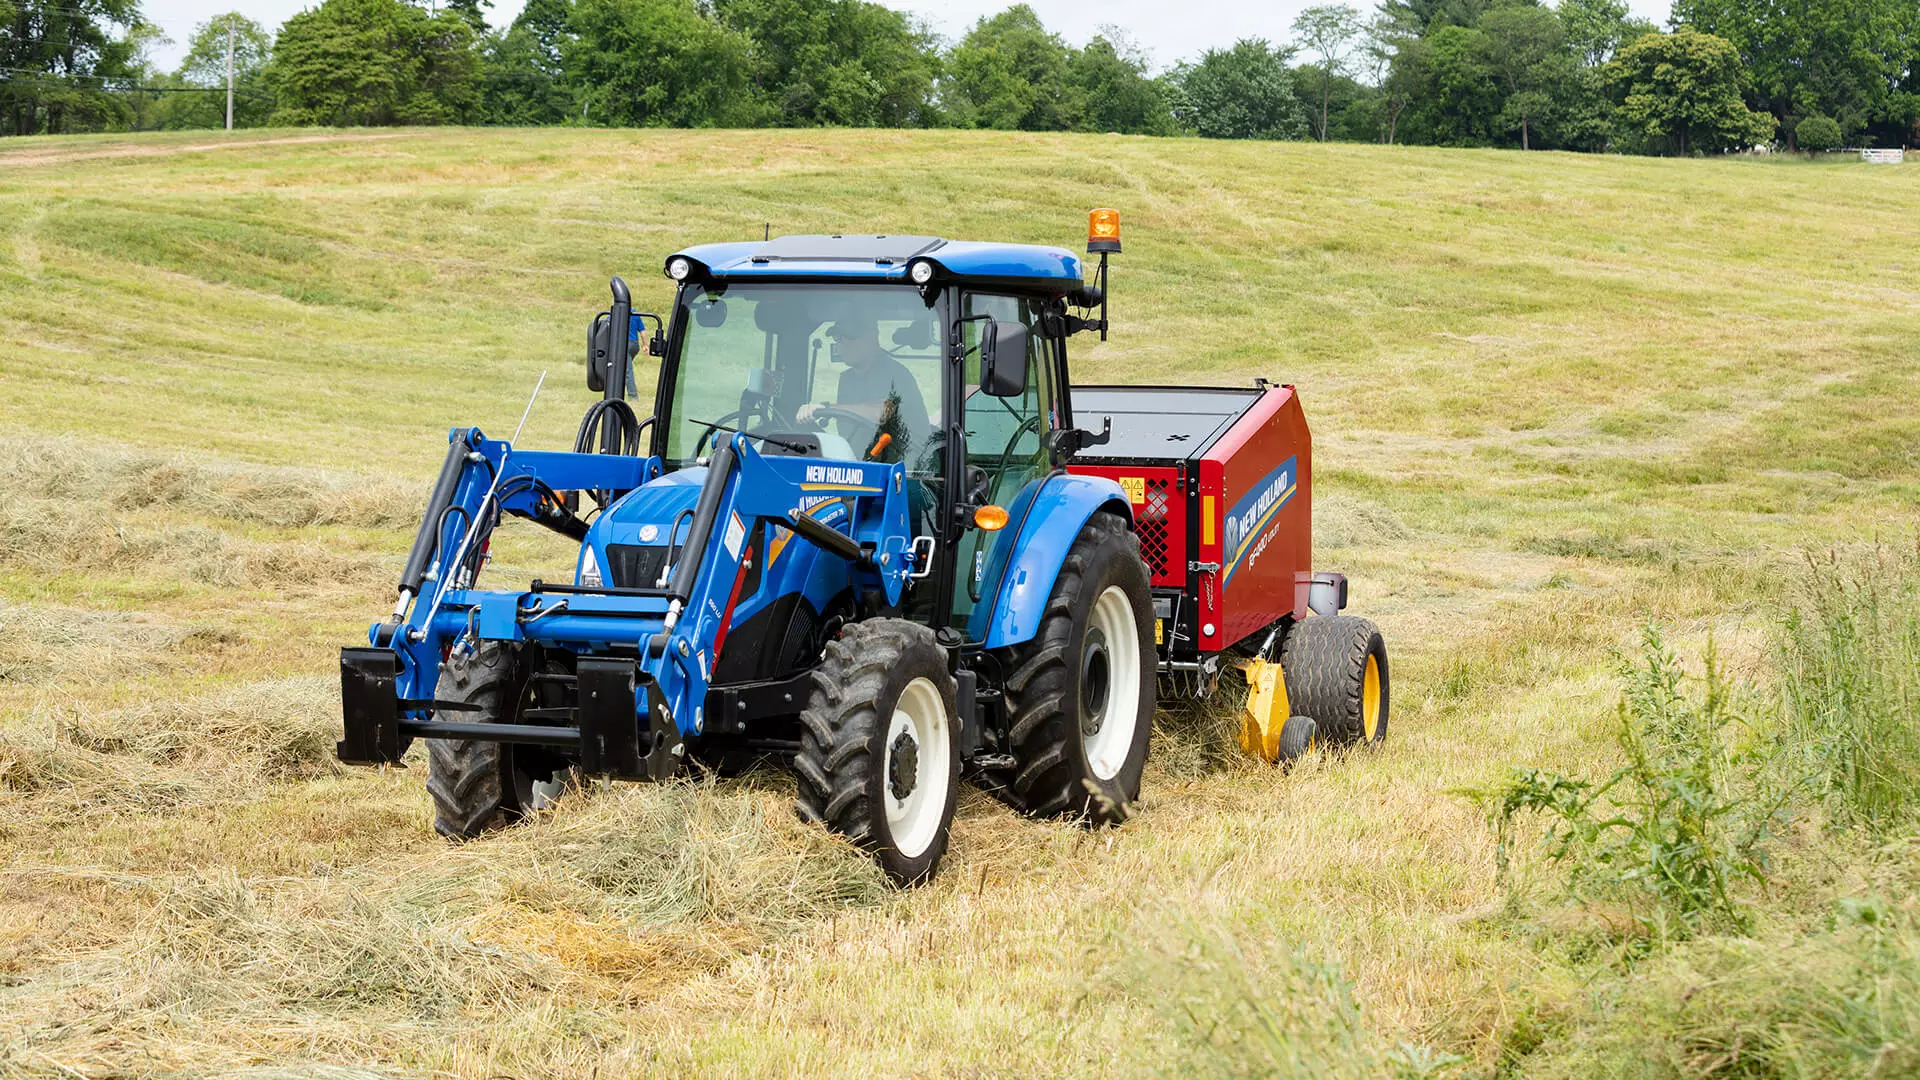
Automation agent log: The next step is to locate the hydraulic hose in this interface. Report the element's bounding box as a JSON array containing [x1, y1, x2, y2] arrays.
[[575, 398, 643, 457]]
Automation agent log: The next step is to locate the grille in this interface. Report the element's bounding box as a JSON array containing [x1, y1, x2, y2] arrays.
[[1136, 477, 1173, 579], [605, 544, 669, 589]]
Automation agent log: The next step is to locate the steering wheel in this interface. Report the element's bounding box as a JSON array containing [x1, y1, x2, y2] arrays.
[[804, 405, 873, 431], [693, 403, 795, 456], [803, 405, 890, 456]]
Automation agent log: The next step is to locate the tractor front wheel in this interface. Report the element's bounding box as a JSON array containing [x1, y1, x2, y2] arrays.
[[985, 511, 1154, 824], [794, 618, 960, 885], [426, 642, 577, 839]]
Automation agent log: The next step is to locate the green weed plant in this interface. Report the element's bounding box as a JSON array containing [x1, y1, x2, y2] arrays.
[[1491, 628, 1786, 939]]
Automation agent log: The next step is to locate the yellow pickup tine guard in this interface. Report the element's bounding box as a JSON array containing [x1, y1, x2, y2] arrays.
[[1236, 658, 1290, 763]]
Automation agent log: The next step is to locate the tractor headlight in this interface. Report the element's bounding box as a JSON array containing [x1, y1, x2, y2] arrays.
[[666, 256, 694, 281], [908, 258, 936, 285], [579, 549, 605, 588]]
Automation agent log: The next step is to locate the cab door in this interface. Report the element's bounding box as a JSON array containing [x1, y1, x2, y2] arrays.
[[948, 292, 1063, 634]]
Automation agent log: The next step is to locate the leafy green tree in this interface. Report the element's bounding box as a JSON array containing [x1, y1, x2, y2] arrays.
[[1066, 31, 1174, 134], [1480, 2, 1569, 149], [1795, 113, 1844, 150], [1366, 13, 1426, 142], [1555, 62, 1615, 151], [1170, 39, 1307, 140], [714, 0, 940, 127], [163, 13, 271, 128], [1302, 66, 1380, 140], [1608, 27, 1777, 154], [1380, 0, 1492, 34], [942, 4, 1076, 130], [1, 0, 145, 134], [563, 0, 754, 127], [268, 0, 480, 125], [1674, 0, 1918, 145], [480, 0, 573, 126], [1403, 23, 1501, 145], [445, 0, 490, 35], [1557, 0, 1651, 66], [1292, 3, 1363, 139]]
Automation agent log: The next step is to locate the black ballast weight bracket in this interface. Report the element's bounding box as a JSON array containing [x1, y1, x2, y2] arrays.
[[336, 648, 680, 782], [576, 657, 682, 781], [338, 647, 409, 765]]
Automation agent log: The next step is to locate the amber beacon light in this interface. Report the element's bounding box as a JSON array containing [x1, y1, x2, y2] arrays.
[[1087, 208, 1122, 254]]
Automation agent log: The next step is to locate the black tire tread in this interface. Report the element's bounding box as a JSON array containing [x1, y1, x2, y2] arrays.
[[983, 512, 1153, 824], [1277, 715, 1317, 763], [425, 642, 518, 839], [1280, 615, 1387, 746], [793, 618, 956, 884]]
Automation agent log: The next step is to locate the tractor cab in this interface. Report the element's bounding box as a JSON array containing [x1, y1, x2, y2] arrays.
[[584, 231, 1116, 644]]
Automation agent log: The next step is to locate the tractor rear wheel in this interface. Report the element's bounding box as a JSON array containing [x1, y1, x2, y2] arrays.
[[426, 642, 577, 839], [984, 512, 1154, 824], [794, 618, 959, 885], [1280, 615, 1389, 747]]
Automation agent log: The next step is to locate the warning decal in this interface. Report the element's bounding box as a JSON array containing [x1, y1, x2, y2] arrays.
[[723, 511, 746, 561]]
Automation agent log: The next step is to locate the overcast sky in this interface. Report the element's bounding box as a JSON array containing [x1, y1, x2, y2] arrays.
[[140, 0, 1675, 76]]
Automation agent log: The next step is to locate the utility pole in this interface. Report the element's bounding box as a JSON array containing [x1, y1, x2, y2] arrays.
[[224, 18, 234, 131]]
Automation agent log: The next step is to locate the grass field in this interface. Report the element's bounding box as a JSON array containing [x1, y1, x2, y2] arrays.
[[1, 127, 1917, 1078]]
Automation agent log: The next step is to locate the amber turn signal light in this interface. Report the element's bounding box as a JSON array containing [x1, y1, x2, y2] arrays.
[[1087, 208, 1121, 254], [974, 505, 1009, 531]]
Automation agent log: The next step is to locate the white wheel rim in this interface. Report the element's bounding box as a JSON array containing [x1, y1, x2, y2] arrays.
[[1082, 585, 1143, 781], [882, 676, 950, 859], [526, 775, 567, 811]]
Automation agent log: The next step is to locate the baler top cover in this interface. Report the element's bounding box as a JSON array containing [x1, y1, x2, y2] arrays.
[[669, 235, 1087, 293]]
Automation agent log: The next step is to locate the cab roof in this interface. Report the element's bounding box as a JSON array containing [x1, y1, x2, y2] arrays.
[[667, 234, 1086, 293]]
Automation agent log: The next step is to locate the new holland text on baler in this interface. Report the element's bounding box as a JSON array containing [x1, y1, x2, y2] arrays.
[[338, 211, 1391, 883]]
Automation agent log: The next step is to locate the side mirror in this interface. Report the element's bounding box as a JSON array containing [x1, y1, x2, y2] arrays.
[[979, 317, 1029, 397], [587, 311, 614, 393]]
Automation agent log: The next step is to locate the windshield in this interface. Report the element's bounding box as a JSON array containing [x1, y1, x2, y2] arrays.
[[664, 284, 944, 473]]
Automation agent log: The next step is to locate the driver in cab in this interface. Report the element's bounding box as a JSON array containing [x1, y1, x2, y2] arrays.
[[796, 315, 930, 464]]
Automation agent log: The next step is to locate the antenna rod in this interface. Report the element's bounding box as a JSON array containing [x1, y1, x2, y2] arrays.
[[408, 372, 547, 642], [512, 370, 547, 445]]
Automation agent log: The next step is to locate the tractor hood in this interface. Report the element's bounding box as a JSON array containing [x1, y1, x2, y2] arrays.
[[577, 468, 706, 590]]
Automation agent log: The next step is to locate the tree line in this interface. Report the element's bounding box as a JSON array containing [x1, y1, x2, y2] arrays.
[[5, 0, 1918, 153]]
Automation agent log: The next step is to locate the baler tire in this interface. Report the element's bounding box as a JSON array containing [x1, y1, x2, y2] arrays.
[[1280, 615, 1388, 747], [794, 618, 959, 886], [426, 641, 521, 840], [983, 511, 1154, 825], [1277, 715, 1318, 764]]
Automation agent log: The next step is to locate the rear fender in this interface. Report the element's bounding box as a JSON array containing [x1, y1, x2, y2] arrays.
[[971, 474, 1133, 648]]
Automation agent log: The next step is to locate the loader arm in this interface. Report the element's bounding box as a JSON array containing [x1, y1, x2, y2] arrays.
[[340, 428, 915, 780]]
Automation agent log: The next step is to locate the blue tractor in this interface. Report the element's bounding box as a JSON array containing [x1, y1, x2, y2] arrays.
[[339, 216, 1154, 883]]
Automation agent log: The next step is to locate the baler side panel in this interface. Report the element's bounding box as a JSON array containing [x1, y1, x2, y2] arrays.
[[1062, 463, 1186, 588], [1203, 387, 1312, 651]]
